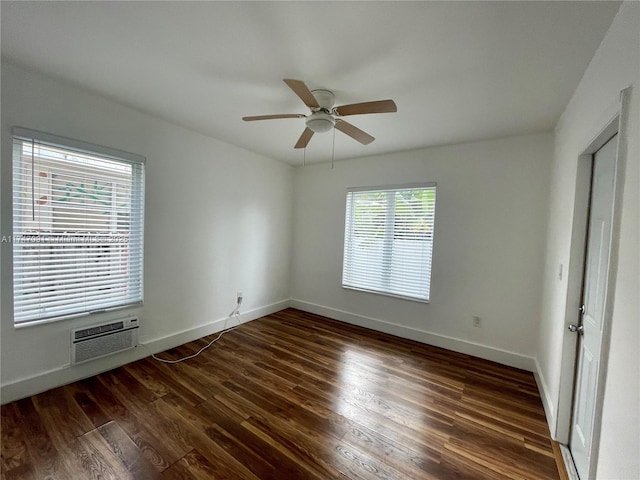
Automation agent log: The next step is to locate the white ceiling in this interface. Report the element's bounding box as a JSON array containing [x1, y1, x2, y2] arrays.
[[1, 1, 620, 166]]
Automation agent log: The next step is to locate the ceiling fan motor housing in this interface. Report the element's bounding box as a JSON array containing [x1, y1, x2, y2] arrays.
[[306, 89, 336, 133], [311, 89, 335, 110]]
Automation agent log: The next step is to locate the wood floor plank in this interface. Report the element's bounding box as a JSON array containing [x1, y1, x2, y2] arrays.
[[12, 398, 73, 479], [0, 403, 31, 475], [166, 394, 317, 480], [79, 375, 171, 472], [152, 397, 260, 480], [77, 429, 135, 480], [95, 421, 161, 479], [2, 462, 37, 480], [342, 421, 444, 480], [445, 413, 561, 480], [63, 382, 111, 429], [129, 357, 207, 406], [99, 374, 188, 467], [31, 387, 95, 446], [161, 449, 248, 480], [241, 414, 352, 479], [1, 308, 563, 479]]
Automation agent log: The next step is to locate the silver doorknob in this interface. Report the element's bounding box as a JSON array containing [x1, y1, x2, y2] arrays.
[[568, 324, 584, 335]]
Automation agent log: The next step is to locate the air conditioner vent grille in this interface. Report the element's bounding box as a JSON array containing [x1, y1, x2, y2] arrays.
[[75, 321, 124, 340]]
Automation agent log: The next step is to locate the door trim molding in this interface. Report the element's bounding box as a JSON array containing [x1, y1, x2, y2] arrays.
[[555, 86, 632, 479], [559, 443, 580, 480]]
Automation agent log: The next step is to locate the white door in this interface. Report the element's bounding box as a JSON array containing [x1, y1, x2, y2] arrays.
[[569, 134, 617, 479]]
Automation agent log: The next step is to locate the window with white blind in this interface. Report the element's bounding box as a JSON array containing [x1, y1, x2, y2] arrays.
[[342, 184, 436, 302], [11, 127, 145, 326]]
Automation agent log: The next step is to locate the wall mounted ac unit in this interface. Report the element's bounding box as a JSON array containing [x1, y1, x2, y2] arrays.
[[71, 317, 138, 365]]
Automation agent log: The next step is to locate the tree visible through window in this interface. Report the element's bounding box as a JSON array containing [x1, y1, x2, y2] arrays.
[[11, 128, 145, 325], [342, 184, 436, 302]]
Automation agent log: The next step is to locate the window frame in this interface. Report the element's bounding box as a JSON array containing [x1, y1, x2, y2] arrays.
[[342, 182, 437, 303], [10, 127, 145, 327]]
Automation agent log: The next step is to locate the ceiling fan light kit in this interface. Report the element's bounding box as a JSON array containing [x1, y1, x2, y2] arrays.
[[306, 111, 335, 133], [242, 79, 397, 150]]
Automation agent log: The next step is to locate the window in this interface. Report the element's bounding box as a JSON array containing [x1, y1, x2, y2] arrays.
[[342, 183, 436, 302], [11, 127, 145, 326]]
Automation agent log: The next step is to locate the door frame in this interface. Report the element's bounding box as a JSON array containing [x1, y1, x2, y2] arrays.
[[554, 87, 631, 479]]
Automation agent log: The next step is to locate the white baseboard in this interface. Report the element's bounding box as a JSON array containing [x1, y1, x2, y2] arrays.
[[534, 357, 558, 439], [0, 299, 290, 404], [290, 299, 535, 372]]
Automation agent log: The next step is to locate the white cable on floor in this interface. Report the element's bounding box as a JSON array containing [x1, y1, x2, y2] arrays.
[[142, 300, 242, 364]]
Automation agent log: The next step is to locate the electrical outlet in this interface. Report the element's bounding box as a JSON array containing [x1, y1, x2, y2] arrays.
[[473, 316, 482, 328], [237, 291, 243, 304]]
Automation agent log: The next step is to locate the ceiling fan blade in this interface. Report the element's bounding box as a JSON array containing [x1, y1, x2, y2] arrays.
[[336, 120, 375, 145], [334, 99, 397, 116], [243, 114, 304, 121], [335, 120, 375, 145], [294, 128, 314, 149], [283, 79, 320, 109]]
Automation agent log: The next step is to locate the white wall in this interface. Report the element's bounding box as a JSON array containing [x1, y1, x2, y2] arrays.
[[291, 133, 552, 369], [536, 2, 639, 478], [0, 62, 293, 402]]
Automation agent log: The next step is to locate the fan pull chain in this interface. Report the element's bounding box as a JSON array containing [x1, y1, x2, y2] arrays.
[[303, 144, 306, 167], [331, 126, 335, 169]]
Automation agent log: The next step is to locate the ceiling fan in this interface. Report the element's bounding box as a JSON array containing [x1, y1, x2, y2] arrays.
[[242, 79, 397, 149]]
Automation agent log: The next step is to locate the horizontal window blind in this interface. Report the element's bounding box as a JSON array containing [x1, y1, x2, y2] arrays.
[[12, 128, 145, 325], [342, 184, 436, 302]]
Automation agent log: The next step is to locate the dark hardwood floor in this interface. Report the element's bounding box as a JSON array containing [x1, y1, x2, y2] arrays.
[[1, 308, 565, 479]]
